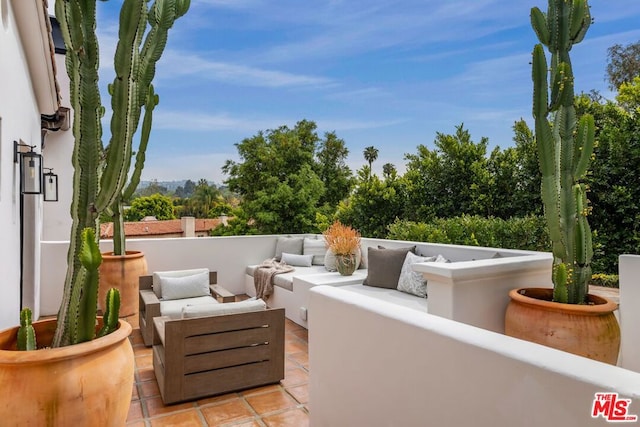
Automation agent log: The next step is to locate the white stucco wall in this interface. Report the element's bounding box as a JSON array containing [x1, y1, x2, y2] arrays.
[[309, 286, 640, 427], [0, 0, 45, 329], [41, 53, 73, 242]]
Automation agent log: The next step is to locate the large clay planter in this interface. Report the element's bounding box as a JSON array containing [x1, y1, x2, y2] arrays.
[[0, 318, 134, 426], [505, 288, 620, 364], [99, 250, 147, 317]]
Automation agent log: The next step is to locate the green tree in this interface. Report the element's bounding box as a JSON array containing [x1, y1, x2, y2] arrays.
[[363, 146, 379, 179], [606, 41, 640, 90], [576, 94, 640, 274], [336, 168, 405, 238], [617, 75, 640, 111], [315, 131, 353, 208], [124, 194, 176, 221], [403, 124, 491, 220], [222, 120, 324, 233], [382, 163, 397, 180], [174, 179, 196, 198]]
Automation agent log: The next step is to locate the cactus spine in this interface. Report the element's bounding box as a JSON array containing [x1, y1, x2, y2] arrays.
[[531, 0, 595, 304], [51, 0, 189, 347]]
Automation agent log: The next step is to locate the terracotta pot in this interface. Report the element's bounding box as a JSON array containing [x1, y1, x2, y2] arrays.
[[505, 287, 620, 364], [99, 250, 147, 317], [0, 318, 134, 426]]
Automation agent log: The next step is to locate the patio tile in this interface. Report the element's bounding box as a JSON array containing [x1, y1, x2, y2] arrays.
[[125, 421, 146, 427], [126, 400, 144, 423], [135, 353, 153, 370], [140, 379, 161, 398], [145, 396, 194, 417], [262, 408, 309, 427], [196, 392, 239, 407], [137, 366, 157, 382], [245, 390, 298, 415], [200, 399, 255, 425], [287, 352, 309, 369], [219, 420, 263, 427], [150, 409, 204, 426], [285, 384, 309, 405], [281, 367, 308, 388], [284, 339, 307, 354], [289, 329, 308, 342], [134, 345, 153, 358], [241, 384, 282, 397], [132, 383, 139, 400]]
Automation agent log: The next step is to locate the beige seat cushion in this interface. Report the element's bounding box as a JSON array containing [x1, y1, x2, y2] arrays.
[[160, 296, 218, 319]]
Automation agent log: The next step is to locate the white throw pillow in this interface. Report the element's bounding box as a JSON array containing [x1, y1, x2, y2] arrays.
[[281, 252, 313, 267], [152, 268, 209, 299], [182, 299, 267, 319], [324, 248, 361, 272], [324, 249, 338, 272], [397, 252, 436, 298], [303, 237, 327, 265], [160, 270, 211, 300]]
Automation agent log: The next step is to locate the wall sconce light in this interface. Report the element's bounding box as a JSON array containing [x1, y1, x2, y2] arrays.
[[43, 168, 59, 202], [14, 141, 43, 195]]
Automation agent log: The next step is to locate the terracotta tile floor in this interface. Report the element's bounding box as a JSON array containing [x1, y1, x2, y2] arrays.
[[124, 309, 310, 427]]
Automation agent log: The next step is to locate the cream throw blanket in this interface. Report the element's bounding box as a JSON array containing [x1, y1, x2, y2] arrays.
[[254, 259, 294, 300]]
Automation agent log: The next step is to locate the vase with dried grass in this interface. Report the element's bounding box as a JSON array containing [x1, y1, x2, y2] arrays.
[[323, 221, 361, 276]]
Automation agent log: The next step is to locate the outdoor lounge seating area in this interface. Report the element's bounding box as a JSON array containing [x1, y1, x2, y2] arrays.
[[37, 234, 640, 425]]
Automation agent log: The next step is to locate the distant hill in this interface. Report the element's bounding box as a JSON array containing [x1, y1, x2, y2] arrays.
[[138, 180, 218, 191]]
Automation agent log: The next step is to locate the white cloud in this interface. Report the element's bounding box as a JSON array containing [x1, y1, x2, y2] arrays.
[[158, 51, 335, 89]]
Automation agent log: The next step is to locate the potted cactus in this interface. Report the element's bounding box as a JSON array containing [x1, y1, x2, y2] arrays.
[[0, 0, 189, 425], [505, 0, 620, 364]]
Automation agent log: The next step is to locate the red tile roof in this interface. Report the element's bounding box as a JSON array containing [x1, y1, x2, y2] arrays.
[[100, 218, 221, 239]]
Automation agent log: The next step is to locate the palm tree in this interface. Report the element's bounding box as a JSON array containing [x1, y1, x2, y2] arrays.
[[363, 146, 379, 179]]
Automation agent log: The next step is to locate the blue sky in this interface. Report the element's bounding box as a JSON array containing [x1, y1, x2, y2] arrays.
[[91, 1, 640, 184]]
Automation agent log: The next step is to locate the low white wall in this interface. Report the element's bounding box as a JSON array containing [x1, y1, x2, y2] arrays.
[[619, 255, 640, 372], [39, 235, 283, 317], [308, 286, 640, 427]]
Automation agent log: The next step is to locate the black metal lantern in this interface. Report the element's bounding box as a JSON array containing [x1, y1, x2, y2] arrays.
[[14, 141, 42, 195], [43, 168, 59, 202]]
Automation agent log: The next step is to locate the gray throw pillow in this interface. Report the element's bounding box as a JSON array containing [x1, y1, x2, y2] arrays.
[[363, 246, 415, 289], [274, 236, 304, 261]]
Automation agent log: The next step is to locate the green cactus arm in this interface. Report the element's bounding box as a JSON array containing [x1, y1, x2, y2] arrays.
[[111, 199, 126, 256], [98, 288, 121, 338], [94, 0, 147, 213], [72, 228, 102, 344], [531, 7, 550, 45], [574, 184, 593, 266], [569, 0, 587, 39], [552, 263, 569, 303], [573, 114, 595, 178], [532, 45, 549, 120], [17, 308, 36, 351], [571, 0, 591, 43], [547, 0, 559, 51], [123, 85, 159, 201]]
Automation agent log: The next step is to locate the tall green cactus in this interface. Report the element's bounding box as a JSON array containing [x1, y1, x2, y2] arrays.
[[531, 0, 595, 304], [51, 0, 189, 347]]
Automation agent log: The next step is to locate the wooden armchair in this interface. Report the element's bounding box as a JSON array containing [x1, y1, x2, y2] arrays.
[[139, 271, 225, 346], [152, 304, 285, 404]]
